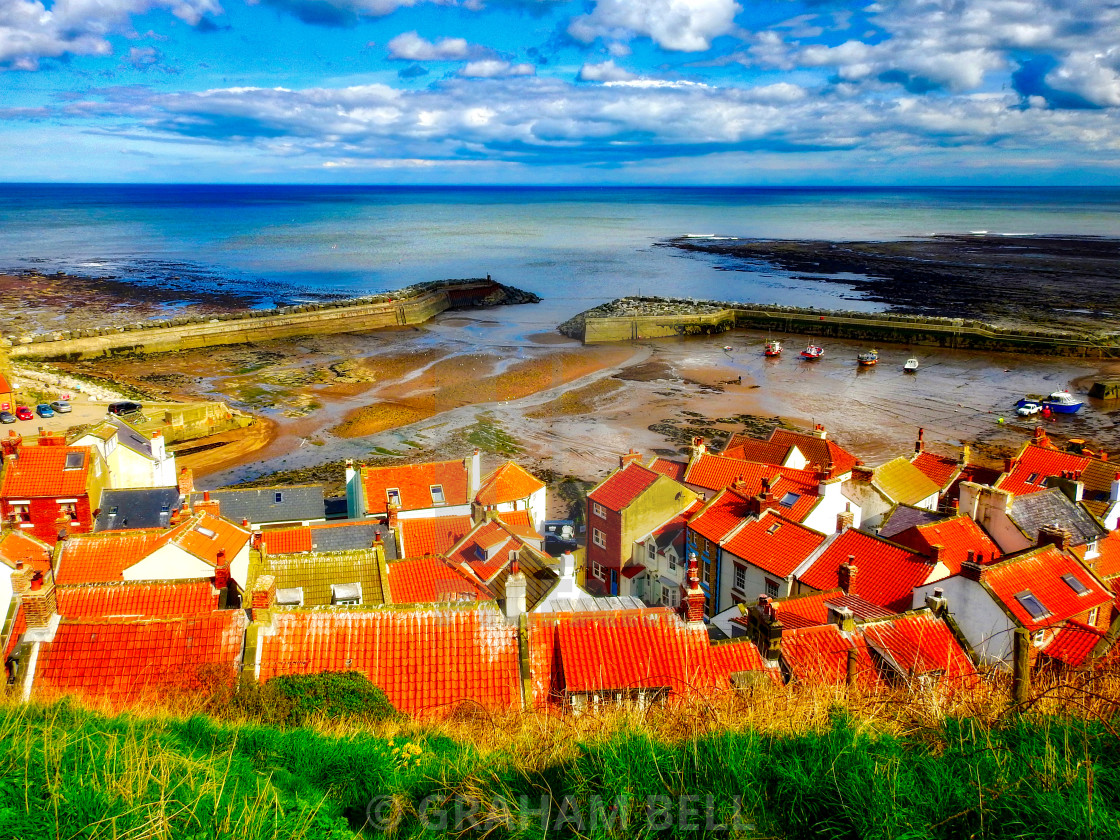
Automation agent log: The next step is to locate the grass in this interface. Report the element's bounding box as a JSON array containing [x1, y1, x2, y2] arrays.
[[465, 412, 522, 457], [4, 669, 1120, 839]]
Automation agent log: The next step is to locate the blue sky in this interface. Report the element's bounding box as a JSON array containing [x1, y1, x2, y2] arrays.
[[2, 0, 1119, 184]]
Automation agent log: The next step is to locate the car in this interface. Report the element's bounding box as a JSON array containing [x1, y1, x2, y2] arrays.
[[0, 411, 14, 424], [50, 400, 72, 414], [15, 406, 33, 421], [107, 401, 143, 417], [36, 404, 54, 418]]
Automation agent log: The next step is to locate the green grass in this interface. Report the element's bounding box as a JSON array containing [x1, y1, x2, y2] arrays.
[[1, 697, 1117, 840], [465, 412, 522, 457]]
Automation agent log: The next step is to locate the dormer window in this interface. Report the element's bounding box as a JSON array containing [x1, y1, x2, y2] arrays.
[[331, 583, 362, 605], [430, 484, 445, 505], [276, 587, 304, 607], [386, 488, 401, 507]]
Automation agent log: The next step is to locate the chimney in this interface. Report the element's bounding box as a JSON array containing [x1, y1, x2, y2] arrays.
[[751, 595, 783, 661], [960, 558, 985, 582], [504, 562, 528, 622], [250, 574, 277, 620], [1111, 472, 1120, 504], [680, 553, 706, 625], [814, 423, 827, 439], [178, 467, 194, 499], [914, 427, 925, 454], [1037, 525, 1072, 552], [195, 491, 220, 518], [2, 430, 22, 460], [836, 504, 854, 534], [959, 444, 970, 466], [467, 448, 481, 498], [560, 551, 576, 579], [619, 448, 643, 469], [386, 502, 400, 530], [20, 568, 57, 629], [851, 464, 873, 484], [924, 587, 948, 616], [929, 544, 944, 565], [838, 558, 857, 595], [828, 604, 855, 633], [690, 437, 706, 460], [150, 430, 165, 461], [214, 548, 230, 588]]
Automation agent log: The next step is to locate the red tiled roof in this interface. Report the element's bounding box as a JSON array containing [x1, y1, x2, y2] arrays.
[[56, 580, 220, 618], [0, 530, 53, 574], [767, 588, 896, 631], [362, 460, 469, 513], [386, 556, 493, 604], [721, 439, 791, 466], [4, 605, 25, 659], [1039, 620, 1105, 668], [911, 451, 961, 490], [769, 428, 858, 478], [860, 613, 978, 687], [33, 612, 247, 706], [763, 474, 820, 523], [256, 606, 520, 716], [495, 509, 540, 540], [54, 529, 171, 585], [1089, 530, 1120, 581], [171, 512, 250, 567], [780, 623, 879, 687], [398, 514, 473, 559], [446, 520, 524, 582], [688, 488, 754, 544], [587, 462, 661, 511], [475, 462, 544, 506], [721, 511, 826, 579], [0, 445, 94, 499], [260, 527, 314, 555], [796, 529, 935, 612], [646, 458, 687, 482], [683, 454, 821, 516], [710, 638, 781, 685], [996, 444, 1090, 497], [890, 515, 1002, 577], [0, 372, 11, 393], [981, 546, 1112, 631]]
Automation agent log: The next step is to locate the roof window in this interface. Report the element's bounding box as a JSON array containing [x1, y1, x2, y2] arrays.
[[195, 525, 217, 539], [274, 491, 283, 504], [386, 488, 401, 506], [767, 522, 781, 534], [1014, 590, 1050, 620], [331, 582, 362, 605], [1027, 472, 1039, 484], [779, 492, 800, 508], [276, 587, 304, 607], [1061, 573, 1090, 595], [64, 452, 85, 471], [430, 484, 446, 505]]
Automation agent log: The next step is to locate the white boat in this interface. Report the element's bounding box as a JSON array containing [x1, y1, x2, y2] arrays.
[[904, 358, 919, 372], [799, 344, 824, 360], [764, 339, 782, 357]]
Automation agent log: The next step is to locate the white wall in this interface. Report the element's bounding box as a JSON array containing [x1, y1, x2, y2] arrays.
[[802, 479, 862, 534], [913, 576, 1016, 668], [123, 544, 214, 581], [718, 550, 792, 612]]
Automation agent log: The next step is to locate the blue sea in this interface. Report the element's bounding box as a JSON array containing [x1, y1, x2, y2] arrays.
[[2, 185, 1119, 328]]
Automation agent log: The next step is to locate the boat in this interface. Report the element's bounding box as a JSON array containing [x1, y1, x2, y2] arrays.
[[723, 345, 733, 352], [904, 358, 919, 372], [799, 344, 824, 360], [764, 339, 782, 357], [1015, 391, 1084, 415], [857, 349, 879, 366]]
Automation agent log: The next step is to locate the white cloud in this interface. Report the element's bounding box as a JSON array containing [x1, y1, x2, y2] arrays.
[[386, 31, 470, 61], [578, 59, 637, 82], [569, 0, 741, 52], [459, 60, 534, 78]]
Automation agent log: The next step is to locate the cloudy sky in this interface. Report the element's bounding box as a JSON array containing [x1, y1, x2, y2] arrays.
[[2, 0, 1119, 183]]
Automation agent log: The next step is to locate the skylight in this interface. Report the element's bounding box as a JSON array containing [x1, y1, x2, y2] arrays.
[[1062, 573, 1090, 595], [195, 526, 217, 539], [274, 491, 283, 504], [1027, 472, 1039, 484], [430, 484, 446, 505], [1014, 591, 1050, 620], [767, 522, 780, 534], [779, 492, 800, 508], [64, 452, 85, 471]]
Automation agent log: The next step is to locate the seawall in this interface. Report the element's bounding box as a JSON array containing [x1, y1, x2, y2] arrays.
[[6, 279, 537, 361], [560, 298, 1120, 358]]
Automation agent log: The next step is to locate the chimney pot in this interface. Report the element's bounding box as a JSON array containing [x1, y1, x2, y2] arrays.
[[203, 490, 210, 502]]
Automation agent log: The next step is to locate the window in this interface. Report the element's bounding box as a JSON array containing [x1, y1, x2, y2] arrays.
[[1062, 573, 1090, 595], [592, 561, 604, 580], [274, 491, 283, 504], [1088, 608, 1100, 626], [331, 583, 362, 606], [667, 553, 678, 571], [592, 528, 606, 549], [647, 542, 656, 562], [765, 578, 780, 598], [64, 452, 85, 471], [430, 484, 445, 505], [59, 502, 78, 521], [767, 522, 781, 534], [10, 504, 30, 523], [733, 565, 746, 592], [1014, 591, 1050, 620], [108, 506, 119, 516], [194, 525, 217, 539], [779, 492, 800, 508], [1027, 472, 1039, 484], [593, 502, 607, 519], [386, 488, 401, 506]]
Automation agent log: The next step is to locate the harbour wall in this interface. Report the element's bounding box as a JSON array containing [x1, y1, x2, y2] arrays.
[[574, 300, 1119, 358], [6, 279, 532, 361]]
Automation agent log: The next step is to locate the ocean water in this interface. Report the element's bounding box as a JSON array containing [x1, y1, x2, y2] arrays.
[[2, 184, 1119, 329]]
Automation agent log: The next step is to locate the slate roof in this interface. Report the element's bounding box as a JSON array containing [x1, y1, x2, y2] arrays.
[[108, 418, 161, 459], [796, 529, 935, 612], [475, 461, 544, 506], [762, 588, 896, 631], [647, 500, 702, 553], [911, 451, 962, 491], [780, 623, 879, 687], [397, 514, 473, 559], [386, 555, 493, 604], [362, 460, 469, 513], [95, 487, 183, 531], [587, 462, 661, 511], [56, 580, 220, 618], [256, 604, 521, 716], [859, 612, 978, 687], [250, 549, 387, 607], [873, 457, 941, 506], [980, 546, 1111, 631], [189, 485, 325, 525], [878, 504, 950, 539], [1039, 620, 1106, 669], [33, 611, 247, 706], [997, 445, 1090, 497], [890, 515, 1002, 576], [262, 520, 395, 558], [721, 511, 827, 579], [1009, 487, 1106, 548], [0, 445, 93, 499], [0, 529, 53, 573]]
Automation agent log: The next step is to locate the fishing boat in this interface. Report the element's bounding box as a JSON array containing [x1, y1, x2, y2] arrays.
[[1015, 391, 1084, 415], [857, 349, 879, 366], [904, 358, 919, 372], [799, 344, 824, 360], [764, 339, 782, 357]]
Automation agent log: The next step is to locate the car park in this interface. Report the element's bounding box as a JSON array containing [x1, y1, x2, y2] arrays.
[[15, 406, 33, 421], [50, 400, 72, 414], [0, 411, 14, 424], [36, 404, 54, 418], [107, 401, 143, 416]]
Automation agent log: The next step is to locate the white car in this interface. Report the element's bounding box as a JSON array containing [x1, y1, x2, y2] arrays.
[[1017, 401, 1041, 416]]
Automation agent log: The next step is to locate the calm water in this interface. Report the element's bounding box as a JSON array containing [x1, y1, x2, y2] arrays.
[[2, 185, 1119, 328]]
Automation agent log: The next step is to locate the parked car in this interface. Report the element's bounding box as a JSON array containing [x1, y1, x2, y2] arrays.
[[36, 404, 54, 418], [107, 401, 143, 416], [50, 400, 72, 414], [0, 411, 15, 424], [15, 406, 33, 421]]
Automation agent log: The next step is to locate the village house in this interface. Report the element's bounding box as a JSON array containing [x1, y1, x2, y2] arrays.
[[94, 487, 184, 531], [843, 457, 941, 530], [629, 499, 702, 608], [71, 418, 177, 489], [188, 484, 327, 530], [958, 481, 1107, 558]]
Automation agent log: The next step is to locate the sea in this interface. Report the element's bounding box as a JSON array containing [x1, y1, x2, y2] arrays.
[[2, 184, 1120, 330]]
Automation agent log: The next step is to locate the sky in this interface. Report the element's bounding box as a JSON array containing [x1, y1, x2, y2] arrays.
[[1, 0, 1120, 184]]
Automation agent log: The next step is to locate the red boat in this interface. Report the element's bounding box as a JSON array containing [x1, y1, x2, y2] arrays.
[[799, 344, 824, 360], [764, 340, 782, 357]]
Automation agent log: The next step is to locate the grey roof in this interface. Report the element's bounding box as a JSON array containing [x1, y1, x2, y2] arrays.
[[1010, 487, 1107, 547], [111, 418, 159, 459], [535, 595, 647, 614], [191, 485, 325, 526], [878, 504, 949, 539], [311, 521, 397, 560], [95, 487, 183, 531]]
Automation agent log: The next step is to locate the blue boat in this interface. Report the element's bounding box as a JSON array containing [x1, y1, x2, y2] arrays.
[[1016, 391, 1084, 414]]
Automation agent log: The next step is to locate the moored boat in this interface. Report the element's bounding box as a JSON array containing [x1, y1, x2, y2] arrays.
[[904, 358, 919, 372], [1015, 391, 1084, 415], [764, 339, 782, 357], [800, 344, 824, 360], [857, 349, 878, 366]]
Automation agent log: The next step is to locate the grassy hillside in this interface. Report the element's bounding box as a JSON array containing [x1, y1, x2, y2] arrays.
[[2, 675, 1119, 840]]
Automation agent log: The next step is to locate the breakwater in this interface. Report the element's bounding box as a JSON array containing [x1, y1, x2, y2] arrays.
[[5, 279, 538, 361], [559, 297, 1120, 358]]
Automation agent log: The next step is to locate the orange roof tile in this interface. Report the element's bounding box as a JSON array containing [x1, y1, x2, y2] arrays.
[[1090, 531, 1120, 581], [398, 515, 473, 559], [710, 638, 782, 685], [796, 529, 935, 612], [767, 588, 896, 631], [4, 605, 26, 660], [171, 512, 249, 567], [446, 520, 525, 582], [56, 580, 220, 618], [1039, 620, 1105, 668], [587, 462, 661, 510], [780, 623, 879, 687], [981, 546, 1112, 631], [996, 444, 1090, 497], [721, 438, 791, 466], [260, 527, 314, 555], [362, 460, 468, 513], [54, 529, 171, 585], [0, 445, 94, 499], [911, 451, 962, 490], [769, 428, 858, 478], [256, 606, 520, 717], [0, 530, 53, 574], [495, 509, 539, 537], [687, 488, 754, 544], [386, 556, 493, 604], [860, 613, 978, 688], [33, 612, 247, 706], [646, 458, 687, 482], [721, 511, 826, 579], [475, 462, 544, 506], [890, 515, 1002, 576]]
